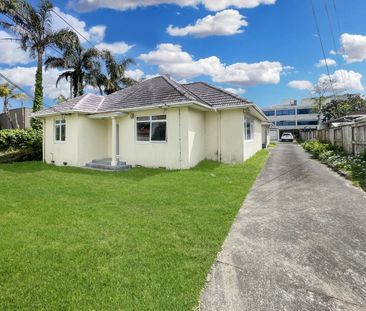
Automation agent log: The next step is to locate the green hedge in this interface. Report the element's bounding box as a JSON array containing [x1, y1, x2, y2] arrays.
[[0, 129, 42, 152]]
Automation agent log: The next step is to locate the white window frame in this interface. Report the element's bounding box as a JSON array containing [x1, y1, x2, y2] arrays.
[[244, 116, 254, 142], [54, 119, 66, 143], [136, 115, 167, 143]]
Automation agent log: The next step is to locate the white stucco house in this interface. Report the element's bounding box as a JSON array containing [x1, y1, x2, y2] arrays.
[[33, 75, 270, 170]]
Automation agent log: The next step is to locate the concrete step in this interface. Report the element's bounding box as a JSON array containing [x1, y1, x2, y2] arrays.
[[91, 158, 126, 166], [85, 162, 131, 171]]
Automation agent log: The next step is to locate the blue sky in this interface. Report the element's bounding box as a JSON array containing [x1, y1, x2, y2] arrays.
[[1, 0, 366, 110]]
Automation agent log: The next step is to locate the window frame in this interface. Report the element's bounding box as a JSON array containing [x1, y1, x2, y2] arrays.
[[54, 119, 66, 143], [244, 116, 254, 142], [135, 114, 167, 143]]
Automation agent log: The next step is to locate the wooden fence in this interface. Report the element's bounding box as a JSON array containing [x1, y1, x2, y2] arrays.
[[300, 120, 366, 155]]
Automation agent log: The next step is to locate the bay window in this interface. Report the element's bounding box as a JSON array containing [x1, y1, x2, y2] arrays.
[[136, 115, 167, 142]]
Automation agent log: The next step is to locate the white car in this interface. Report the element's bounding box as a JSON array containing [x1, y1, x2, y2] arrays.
[[281, 132, 294, 142]]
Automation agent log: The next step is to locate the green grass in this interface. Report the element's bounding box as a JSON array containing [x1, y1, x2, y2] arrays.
[[268, 142, 277, 148], [0, 150, 268, 310]]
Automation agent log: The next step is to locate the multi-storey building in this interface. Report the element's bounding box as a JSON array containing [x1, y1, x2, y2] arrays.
[[263, 95, 350, 131]]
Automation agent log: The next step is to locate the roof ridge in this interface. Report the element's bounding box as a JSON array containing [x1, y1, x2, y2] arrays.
[[178, 83, 212, 107], [194, 81, 251, 104], [161, 75, 199, 102], [73, 93, 90, 110]]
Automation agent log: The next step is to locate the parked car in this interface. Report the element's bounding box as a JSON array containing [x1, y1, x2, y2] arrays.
[[281, 132, 294, 142]]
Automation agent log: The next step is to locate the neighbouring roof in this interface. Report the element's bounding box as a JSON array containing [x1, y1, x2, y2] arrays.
[[33, 75, 252, 117]]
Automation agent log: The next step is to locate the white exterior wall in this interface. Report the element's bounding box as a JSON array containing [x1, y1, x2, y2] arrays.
[[44, 114, 79, 166], [43, 106, 266, 169], [118, 107, 191, 169], [244, 114, 263, 160], [44, 114, 110, 166]]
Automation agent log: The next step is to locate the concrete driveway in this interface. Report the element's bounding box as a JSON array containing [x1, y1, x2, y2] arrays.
[[200, 143, 366, 311]]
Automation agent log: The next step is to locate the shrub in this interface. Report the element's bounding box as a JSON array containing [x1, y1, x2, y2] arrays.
[[0, 129, 42, 151]]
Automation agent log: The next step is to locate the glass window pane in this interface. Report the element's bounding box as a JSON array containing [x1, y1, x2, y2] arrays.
[[152, 115, 166, 120], [277, 109, 295, 116], [55, 125, 60, 141], [264, 110, 275, 116], [137, 122, 150, 141], [151, 122, 166, 141], [61, 124, 66, 141], [137, 116, 150, 122]]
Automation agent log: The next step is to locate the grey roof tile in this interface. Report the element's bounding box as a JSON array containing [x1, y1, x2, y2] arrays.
[[33, 76, 251, 117]]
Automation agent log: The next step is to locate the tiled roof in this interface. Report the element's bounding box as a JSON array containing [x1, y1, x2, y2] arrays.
[[33, 76, 251, 117], [33, 93, 104, 117]]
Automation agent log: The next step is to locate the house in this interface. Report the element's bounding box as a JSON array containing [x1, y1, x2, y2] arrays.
[[33, 76, 270, 170], [0, 107, 31, 129]]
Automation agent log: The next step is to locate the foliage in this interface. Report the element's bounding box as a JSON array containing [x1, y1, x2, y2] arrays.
[[0, 128, 42, 151], [321, 94, 366, 121], [0, 150, 269, 310], [0, 148, 42, 162], [0, 0, 74, 120], [302, 140, 366, 190], [88, 50, 136, 95]]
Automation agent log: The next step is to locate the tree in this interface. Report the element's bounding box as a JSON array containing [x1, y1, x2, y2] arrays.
[[321, 94, 366, 121], [90, 50, 136, 95], [54, 94, 69, 104], [311, 79, 334, 129], [45, 35, 100, 98], [0, 83, 26, 129], [0, 0, 73, 129]]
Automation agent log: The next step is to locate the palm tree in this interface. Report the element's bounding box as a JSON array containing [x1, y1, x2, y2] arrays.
[[0, 0, 73, 128], [0, 83, 26, 129], [45, 36, 100, 98], [92, 50, 136, 95]]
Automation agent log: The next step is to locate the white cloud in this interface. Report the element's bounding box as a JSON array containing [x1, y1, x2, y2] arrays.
[[315, 58, 337, 68], [0, 31, 31, 65], [71, 0, 276, 12], [0, 66, 71, 99], [167, 9, 247, 37], [329, 49, 337, 55], [224, 87, 246, 95], [318, 70, 364, 91], [126, 69, 145, 80], [340, 33, 366, 63], [51, 7, 106, 43], [139, 43, 283, 86], [95, 42, 134, 54], [288, 80, 313, 90]]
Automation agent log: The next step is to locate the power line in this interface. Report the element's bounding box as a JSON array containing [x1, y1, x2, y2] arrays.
[[51, 8, 102, 53], [323, 0, 347, 93], [0, 72, 33, 99], [310, 0, 336, 96]]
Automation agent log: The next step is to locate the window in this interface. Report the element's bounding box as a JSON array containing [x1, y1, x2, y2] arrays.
[[244, 116, 254, 141], [264, 110, 275, 116], [297, 108, 313, 115], [136, 115, 167, 142], [276, 120, 296, 126], [55, 119, 66, 142], [297, 120, 317, 126], [276, 109, 296, 116]]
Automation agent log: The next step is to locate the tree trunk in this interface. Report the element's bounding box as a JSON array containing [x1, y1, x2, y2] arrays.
[[3, 97, 14, 129], [31, 50, 44, 129]]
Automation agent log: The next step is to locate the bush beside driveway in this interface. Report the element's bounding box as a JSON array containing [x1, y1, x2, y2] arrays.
[[0, 150, 268, 310]]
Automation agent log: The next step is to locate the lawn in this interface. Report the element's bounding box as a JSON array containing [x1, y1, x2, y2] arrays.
[[0, 150, 268, 310]]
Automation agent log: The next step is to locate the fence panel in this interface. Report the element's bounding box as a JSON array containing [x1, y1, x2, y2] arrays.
[[300, 122, 366, 155]]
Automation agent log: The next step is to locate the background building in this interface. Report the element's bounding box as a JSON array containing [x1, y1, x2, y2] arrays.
[[0, 107, 31, 129]]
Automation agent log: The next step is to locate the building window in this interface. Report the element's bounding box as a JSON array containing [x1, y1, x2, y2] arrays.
[[55, 119, 66, 142], [276, 109, 296, 116], [297, 108, 313, 115], [244, 116, 254, 141], [264, 110, 275, 116], [136, 115, 167, 142], [276, 120, 296, 126], [297, 120, 318, 126]]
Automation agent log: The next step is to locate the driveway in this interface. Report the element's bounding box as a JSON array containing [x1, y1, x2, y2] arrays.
[[200, 143, 366, 311]]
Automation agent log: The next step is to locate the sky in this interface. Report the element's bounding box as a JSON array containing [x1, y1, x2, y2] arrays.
[[0, 0, 366, 110]]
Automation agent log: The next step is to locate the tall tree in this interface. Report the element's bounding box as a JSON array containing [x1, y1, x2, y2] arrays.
[[0, 83, 26, 129], [45, 35, 100, 98], [312, 79, 334, 130], [321, 94, 366, 121], [90, 50, 136, 95], [0, 0, 73, 128]]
